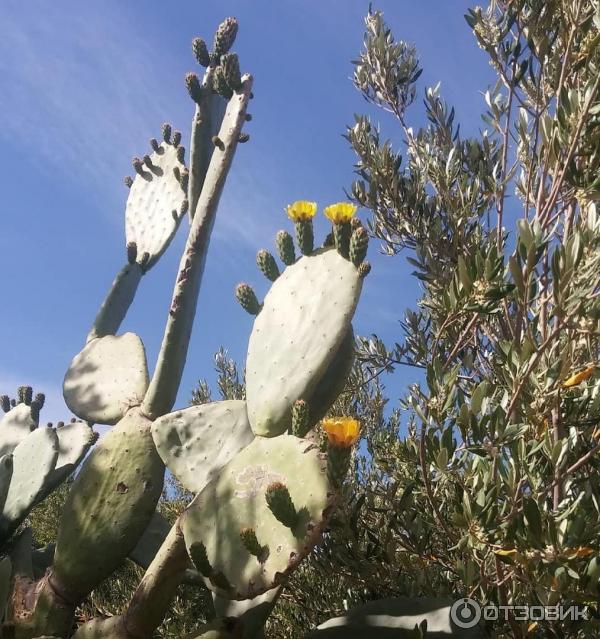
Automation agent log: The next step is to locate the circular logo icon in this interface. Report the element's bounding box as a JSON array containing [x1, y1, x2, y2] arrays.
[[450, 598, 481, 629]]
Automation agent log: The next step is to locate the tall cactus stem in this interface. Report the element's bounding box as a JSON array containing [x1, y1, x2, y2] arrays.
[[188, 67, 227, 221], [142, 75, 253, 420], [86, 263, 144, 342], [72, 521, 191, 639]]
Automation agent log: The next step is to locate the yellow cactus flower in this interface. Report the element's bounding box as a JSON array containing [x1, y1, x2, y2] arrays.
[[323, 202, 357, 224], [563, 364, 596, 388], [322, 417, 361, 447], [286, 200, 317, 222]]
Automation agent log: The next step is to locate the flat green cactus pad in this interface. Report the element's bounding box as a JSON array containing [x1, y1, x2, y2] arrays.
[[245, 248, 362, 436], [0, 427, 59, 536], [183, 434, 334, 599], [152, 400, 254, 494], [43, 421, 97, 494], [63, 333, 149, 425], [125, 141, 187, 269], [0, 403, 37, 457]]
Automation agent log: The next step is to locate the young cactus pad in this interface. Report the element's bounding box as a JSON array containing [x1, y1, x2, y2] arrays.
[[0, 427, 58, 539], [182, 434, 335, 599], [151, 400, 254, 494], [0, 421, 95, 542], [0, 403, 37, 458], [125, 140, 187, 270], [245, 248, 362, 436], [63, 333, 149, 425]]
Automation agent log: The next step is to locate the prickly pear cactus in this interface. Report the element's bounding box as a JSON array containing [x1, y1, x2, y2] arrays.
[[125, 134, 188, 271], [0, 388, 96, 543], [63, 332, 149, 425], [0, 401, 38, 457], [0, 428, 58, 538], [50, 407, 164, 603], [151, 400, 254, 494], [245, 248, 362, 436], [182, 434, 335, 599]]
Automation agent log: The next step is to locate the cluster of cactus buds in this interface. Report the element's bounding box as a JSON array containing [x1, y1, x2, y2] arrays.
[[0, 386, 95, 545]]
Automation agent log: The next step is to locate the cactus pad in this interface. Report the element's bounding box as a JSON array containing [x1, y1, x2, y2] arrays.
[[182, 434, 335, 599], [43, 421, 97, 494], [245, 248, 362, 436], [152, 400, 254, 494], [125, 141, 187, 270], [0, 427, 59, 537], [63, 333, 149, 425], [0, 403, 37, 458]]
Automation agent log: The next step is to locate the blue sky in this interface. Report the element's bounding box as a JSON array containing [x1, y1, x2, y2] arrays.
[[0, 0, 494, 424]]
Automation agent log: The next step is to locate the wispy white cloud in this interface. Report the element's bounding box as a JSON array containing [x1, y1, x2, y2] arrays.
[[0, 2, 183, 203]]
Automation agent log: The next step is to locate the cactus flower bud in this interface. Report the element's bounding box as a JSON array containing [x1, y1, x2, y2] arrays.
[[126, 241, 138, 265], [185, 72, 203, 103], [213, 17, 238, 58], [276, 229, 296, 266], [0, 395, 10, 413], [349, 226, 369, 266], [221, 52, 242, 90], [192, 37, 210, 67], [162, 122, 172, 144], [256, 249, 280, 282], [358, 261, 372, 278], [240, 527, 268, 560], [213, 66, 233, 99], [265, 482, 298, 530], [235, 283, 261, 315], [291, 399, 310, 437]]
